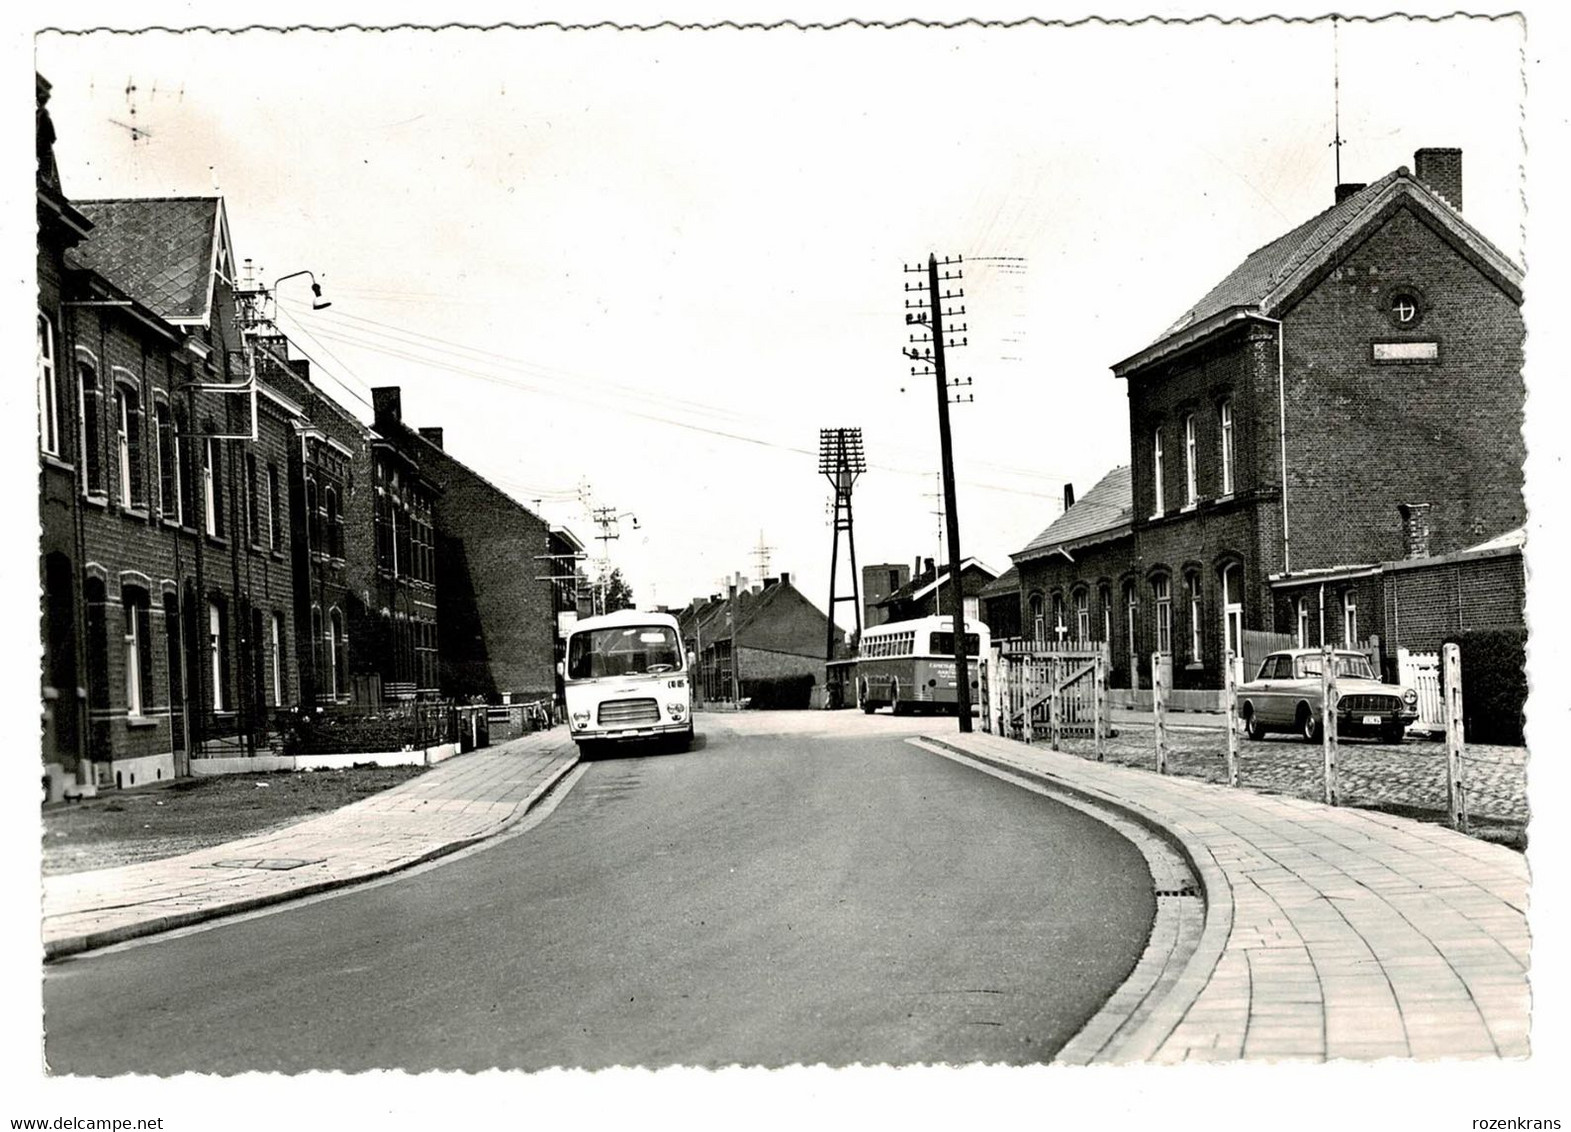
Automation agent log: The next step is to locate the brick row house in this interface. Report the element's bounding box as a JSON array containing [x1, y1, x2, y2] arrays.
[[676, 573, 841, 705], [370, 386, 571, 705], [37, 76, 579, 799], [1008, 148, 1524, 699]]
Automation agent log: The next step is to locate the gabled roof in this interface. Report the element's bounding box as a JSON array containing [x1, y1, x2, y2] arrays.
[[68, 197, 230, 325], [1012, 466, 1133, 564], [877, 557, 999, 607], [1115, 168, 1524, 377], [979, 564, 1020, 599]]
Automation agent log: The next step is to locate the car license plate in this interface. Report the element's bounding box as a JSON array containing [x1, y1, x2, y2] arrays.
[[1362, 714, 1381, 726]]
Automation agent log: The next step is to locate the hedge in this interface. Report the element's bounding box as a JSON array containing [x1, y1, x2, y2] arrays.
[[1443, 628, 1527, 746]]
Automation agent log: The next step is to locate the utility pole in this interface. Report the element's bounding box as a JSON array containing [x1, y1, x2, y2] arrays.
[[820, 428, 866, 663], [905, 253, 974, 731], [587, 502, 638, 616]]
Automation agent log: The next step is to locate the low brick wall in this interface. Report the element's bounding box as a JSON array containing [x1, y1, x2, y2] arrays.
[[189, 741, 458, 776]]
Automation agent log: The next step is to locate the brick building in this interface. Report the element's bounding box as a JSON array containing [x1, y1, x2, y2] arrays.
[[677, 573, 841, 704], [1006, 148, 1523, 696], [370, 387, 561, 703], [40, 174, 306, 796], [874, 557, 999, 626], [860, 562, 910, 629]]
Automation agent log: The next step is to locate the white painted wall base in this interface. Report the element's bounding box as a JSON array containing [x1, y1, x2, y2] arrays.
[[106, 752, 177, 790], [189, 742, 456, 777]]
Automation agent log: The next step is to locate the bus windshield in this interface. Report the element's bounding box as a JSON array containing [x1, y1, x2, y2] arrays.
[[567, 625, 682, 679], [929, 632, 981, 657]]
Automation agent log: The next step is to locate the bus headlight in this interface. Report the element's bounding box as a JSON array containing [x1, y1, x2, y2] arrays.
[[571, 711, 591, 729], [667, 703, 687, 720]]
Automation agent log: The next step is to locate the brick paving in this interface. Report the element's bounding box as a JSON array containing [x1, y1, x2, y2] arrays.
[[41, 729, 579, 959], [930, 728, 1530, 1063]]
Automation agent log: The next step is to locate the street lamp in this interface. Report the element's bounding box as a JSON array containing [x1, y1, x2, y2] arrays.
[[273, 269, 331, 311]]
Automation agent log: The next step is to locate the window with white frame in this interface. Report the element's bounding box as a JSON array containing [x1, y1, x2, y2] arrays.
[[1343, 589, 1358, 645], [1184, 414, 1197, 506], [1152, 427, 1165, 516], [204, 439, 224, 537], [1052, 593, 1067, 640], [1296, 597, 1310, 648], [123, 587, 153, 718], [78, 358, 104, 496], [1188, 574, 1202, 661], [208, 598, 229, 712], [1030, 593, 1045, 642], [1125, 583, 1138, 662], [1074, 588, 1090, 642], [38, 312, 60, 456], [1220, 400, 1235, 496], [267, 465, 281, 551], [1153, 575, 1172, 655], [1099, 583, 1112, 643], [271, 611, 286, 707], [115, 384, 144, 510]]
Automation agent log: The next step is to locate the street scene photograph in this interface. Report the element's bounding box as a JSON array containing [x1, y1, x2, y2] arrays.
[[12, 4, 1571, 1129]]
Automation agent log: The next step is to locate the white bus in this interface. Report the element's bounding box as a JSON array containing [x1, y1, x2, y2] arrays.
[[562, 610, 694, 755], [856, 614, 989, 715]]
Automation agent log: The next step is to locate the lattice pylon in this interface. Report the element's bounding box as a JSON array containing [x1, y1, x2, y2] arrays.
[[820, 428, 866, 661]]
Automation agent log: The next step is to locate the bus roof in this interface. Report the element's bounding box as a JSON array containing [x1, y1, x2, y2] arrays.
[[862, 615, 990, 636], [568, 609, 681, 634]]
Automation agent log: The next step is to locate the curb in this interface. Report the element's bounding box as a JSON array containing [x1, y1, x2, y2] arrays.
[[921, 734, 1234, 1064], [44, 752, 581, 962]]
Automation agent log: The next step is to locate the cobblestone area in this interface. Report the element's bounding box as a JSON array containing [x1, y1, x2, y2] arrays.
[[1007, 722, 1528, 835]]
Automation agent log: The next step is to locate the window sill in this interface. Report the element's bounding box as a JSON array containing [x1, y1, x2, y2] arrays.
[[40, 453, 74, 473], [1180, 503, 1198, 513], [121, 506, 150, 522], [270, 549, 287, 563], [82, 493, 109, 509], [205, 534, 228, 549], [126, 716, 161, 729]]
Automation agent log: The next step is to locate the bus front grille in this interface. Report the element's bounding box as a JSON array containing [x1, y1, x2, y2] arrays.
[[598, 698, 661, 726]]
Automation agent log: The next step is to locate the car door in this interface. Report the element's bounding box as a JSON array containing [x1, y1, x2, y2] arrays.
[[1257, 655, 1290, 726]]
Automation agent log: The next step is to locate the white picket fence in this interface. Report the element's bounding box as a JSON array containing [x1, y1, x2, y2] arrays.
[[1398, 647, 1444, 735]]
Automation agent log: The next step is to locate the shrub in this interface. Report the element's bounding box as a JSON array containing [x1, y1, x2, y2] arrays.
[[1443, 628, 1527, 746], [742, 673, 816, 710]]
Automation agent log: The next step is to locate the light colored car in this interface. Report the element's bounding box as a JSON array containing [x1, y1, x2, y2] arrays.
[[1237, 648, 1419, 743]]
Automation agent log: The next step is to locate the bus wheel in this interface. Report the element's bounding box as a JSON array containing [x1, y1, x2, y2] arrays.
[[859, 680, 876, 714], [671, 725, 694, 753], [890, 682, 904, 715]]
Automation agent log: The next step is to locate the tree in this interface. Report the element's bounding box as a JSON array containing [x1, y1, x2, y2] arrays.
[[603, 568, 635, 613]]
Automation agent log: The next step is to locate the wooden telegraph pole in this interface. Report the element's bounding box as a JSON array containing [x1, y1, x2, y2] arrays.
[[904, 254, 974, 731]]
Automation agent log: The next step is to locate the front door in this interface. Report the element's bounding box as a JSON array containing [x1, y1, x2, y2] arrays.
[[1221, 564, 1244, 686]]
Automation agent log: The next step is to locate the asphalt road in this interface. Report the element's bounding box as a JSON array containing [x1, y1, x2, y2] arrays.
[[43, 712, 1155, 1073]]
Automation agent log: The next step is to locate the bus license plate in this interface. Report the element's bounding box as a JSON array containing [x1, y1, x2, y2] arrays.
[[1362, 714, 1381, 725]]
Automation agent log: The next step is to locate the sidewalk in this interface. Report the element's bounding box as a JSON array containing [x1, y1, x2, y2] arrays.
[[42, 729, 579, 960], [927, 728, 1530, 1063]]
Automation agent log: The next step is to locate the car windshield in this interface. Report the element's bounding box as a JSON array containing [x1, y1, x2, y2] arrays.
[[1295, 653, 1377, 681], [567, 625, 682, 679]]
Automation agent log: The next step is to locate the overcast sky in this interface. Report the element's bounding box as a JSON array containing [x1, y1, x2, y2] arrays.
[[13, 3, 1571, 1126], [32, 15, 1526, 617]]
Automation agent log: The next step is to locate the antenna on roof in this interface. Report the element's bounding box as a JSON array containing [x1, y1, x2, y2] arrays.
[[1330, 15, 1345, 187]]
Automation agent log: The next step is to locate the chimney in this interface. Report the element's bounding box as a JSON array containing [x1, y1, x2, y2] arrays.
[[417, 426, 444, 449], [1335, 182, 1367, 204], [1398, 503, 1432, 560], [1063, 483, 1075, 511], [924, 557, 935, 576], [764, 576, 779, 589], [371, 386, 402, 425], [1413, 148, 1462, 212], [780, 571, 791, 586]]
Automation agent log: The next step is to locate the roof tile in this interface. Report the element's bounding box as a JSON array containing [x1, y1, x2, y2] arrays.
[[68, 197, 220, 322]]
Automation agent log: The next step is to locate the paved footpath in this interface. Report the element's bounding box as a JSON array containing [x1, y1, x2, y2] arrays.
[[42, 729, 579, 960], [929, 729, 1531, 1063]]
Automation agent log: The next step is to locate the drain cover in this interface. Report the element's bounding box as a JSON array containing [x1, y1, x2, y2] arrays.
[[207, 858, 322, 871]]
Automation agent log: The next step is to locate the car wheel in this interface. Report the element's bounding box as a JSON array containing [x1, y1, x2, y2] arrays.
[[1243, 707, 1264, 741], [1299, 707, 1322, 743]]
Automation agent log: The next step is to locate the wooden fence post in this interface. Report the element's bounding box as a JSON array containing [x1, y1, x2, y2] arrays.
[[1152, 651, 1167, 775], [1049, 654, 1063, 751], [1320, 644, 1339, 806], [1094, 646, 1108, 762], [1443, 642, 1470, 833], [1223, 648, 1239, 788]]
